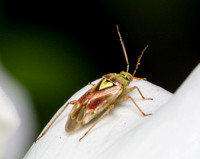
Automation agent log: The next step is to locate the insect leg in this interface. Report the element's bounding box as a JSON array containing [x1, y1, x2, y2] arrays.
[[121, 86, 153, 100], [115, 96, 152, 116], [79, 104, 115, 141], [35, 100, 77, 142], [133, 77, 147, 81], [79, 88, 151, 141]]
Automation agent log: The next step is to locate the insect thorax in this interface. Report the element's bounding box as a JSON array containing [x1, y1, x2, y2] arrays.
[[101, 72, 133, 90]]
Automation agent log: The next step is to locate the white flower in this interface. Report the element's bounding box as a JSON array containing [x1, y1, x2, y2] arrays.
[[24, 64, 200, 159]]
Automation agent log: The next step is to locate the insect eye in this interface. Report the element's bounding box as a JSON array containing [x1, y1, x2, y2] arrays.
[[126, 75, 131, 80], [126, 74, 133, 81], [125, 75, 131, 81]]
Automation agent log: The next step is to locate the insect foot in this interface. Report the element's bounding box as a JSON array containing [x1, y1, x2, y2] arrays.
[[143, 113, 152, 116]]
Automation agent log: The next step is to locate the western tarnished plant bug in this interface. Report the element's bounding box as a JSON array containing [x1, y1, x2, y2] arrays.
[[36, 25, 152, 142]]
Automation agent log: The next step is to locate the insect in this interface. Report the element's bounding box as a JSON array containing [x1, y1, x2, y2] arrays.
[[36, 25, 152, 142]]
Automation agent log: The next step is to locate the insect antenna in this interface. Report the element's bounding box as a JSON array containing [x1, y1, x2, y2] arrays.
[[132, 45, 148, 77], [116, 25, 129, 73]]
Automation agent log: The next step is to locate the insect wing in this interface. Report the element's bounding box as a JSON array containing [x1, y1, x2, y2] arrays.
[[82, 79, 123, 124], [87, 84, 122, 113]]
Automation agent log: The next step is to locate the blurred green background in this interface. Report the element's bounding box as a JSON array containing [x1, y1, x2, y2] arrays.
[[0, 0, 199, 138]]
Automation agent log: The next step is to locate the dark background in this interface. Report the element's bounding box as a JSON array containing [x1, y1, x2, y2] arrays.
[[0, 0, 199, 134]]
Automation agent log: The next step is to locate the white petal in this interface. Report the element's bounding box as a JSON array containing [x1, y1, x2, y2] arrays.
[[0, 63, 37, 159], [23, 66, 178, 159]]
